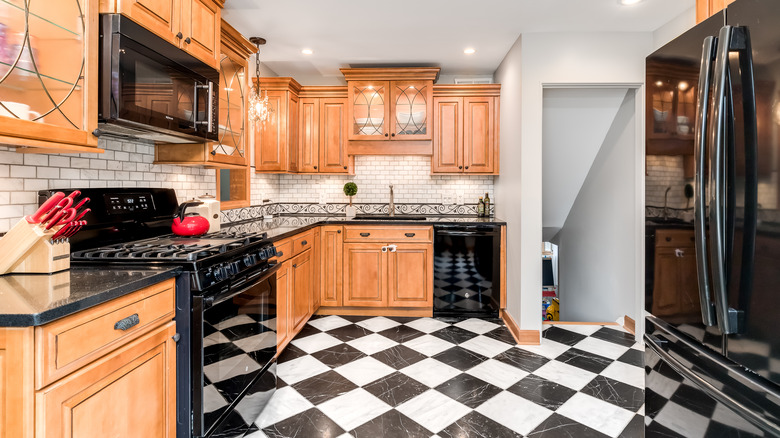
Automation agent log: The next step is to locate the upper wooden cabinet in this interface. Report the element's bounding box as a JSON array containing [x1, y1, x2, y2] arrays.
[[0, 0, 100, 153], [298, 88, 353, 174], [255, 77, 301, 172], [102, 0, 223, 68], [696, 0, 735, 23], [432, 85, 500, 174]]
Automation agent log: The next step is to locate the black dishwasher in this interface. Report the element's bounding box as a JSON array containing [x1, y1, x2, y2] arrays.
[[433, 224, 500, 318]]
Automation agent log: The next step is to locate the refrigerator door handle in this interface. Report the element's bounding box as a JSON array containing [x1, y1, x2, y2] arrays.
[[694, 35, 718, 327], [645, 333, 780, 436]]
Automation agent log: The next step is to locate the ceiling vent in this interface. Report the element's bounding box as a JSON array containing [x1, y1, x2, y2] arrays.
[[454, 77, 493, 84]]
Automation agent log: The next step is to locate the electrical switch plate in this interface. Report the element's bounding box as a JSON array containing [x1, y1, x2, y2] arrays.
[[442, 194, 455, 204], [456, 193, 464, 205]]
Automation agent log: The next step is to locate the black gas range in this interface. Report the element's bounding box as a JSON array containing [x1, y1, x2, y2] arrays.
[[41, 188, 279, 438]]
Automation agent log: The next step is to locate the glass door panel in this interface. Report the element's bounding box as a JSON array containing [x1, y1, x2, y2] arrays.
[[351, 81, 387, 139], [213, 53, 245, 158], [393, 81, 429, 139]]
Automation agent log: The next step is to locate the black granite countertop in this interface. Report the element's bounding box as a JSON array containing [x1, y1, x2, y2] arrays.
[[221, 215, 506, 242], [0, 267, 180, 327]]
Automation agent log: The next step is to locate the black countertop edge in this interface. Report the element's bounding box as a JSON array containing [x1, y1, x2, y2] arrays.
[[221, 215, 507, 242], [0, 267, 181, 327]]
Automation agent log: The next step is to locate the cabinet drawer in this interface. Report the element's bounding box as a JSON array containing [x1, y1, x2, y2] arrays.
[[273, 238, 293, 263], [344, 226, 432, 243], [35, 279, 175, 389], [292, 230, 315, 256], [655, 229, 695, 248]]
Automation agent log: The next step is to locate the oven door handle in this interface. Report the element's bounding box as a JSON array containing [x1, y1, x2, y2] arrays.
[[203, 263, 281, 310]]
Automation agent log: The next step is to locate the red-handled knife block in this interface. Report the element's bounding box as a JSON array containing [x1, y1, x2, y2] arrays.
[[0, 219, 70, 275]]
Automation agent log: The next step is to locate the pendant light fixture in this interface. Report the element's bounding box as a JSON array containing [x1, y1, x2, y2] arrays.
[[248, 37, 272, 124]]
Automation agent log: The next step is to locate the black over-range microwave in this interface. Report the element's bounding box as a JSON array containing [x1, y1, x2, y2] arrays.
[[97, 14, 219, 143]]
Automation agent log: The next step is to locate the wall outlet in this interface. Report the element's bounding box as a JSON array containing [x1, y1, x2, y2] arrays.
[[456, 193, 464, 205], [442, 194, 455, 205]]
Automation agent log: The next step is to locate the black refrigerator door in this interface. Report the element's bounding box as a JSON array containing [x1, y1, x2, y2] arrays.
[[645, 316, 780, 436], [722, 0, 780, 387]]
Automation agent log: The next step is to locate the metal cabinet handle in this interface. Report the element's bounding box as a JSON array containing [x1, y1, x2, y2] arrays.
[[360, 232, 370, 237], [381, 246, 387, 252], [293, 264, 297, 268], [384, 133, 389, 137], [185, 36, 191, 44], [666, 237, 672, 242], [388, 244, 397, 252], [301, 240, 308, 246], [337, 230, 341, 234], [465, 166, 469, 170], [114, 314, 140, 331], [343, 166, 348, 170], [405, 233, 415, 237], [176, 32, 183, 39], [458, 166, 463, 169], [314, 166, 317, 170], [391, 133, 395, 137]]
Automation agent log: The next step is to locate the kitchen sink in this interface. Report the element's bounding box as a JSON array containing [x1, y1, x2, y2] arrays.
[[352, 214, 427, 221]]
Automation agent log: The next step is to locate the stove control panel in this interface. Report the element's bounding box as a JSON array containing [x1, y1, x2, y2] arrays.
[[104, 193, 155, 214], [197, 244, 278, 290]]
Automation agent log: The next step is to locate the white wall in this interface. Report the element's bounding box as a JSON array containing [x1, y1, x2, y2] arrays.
[[555, 90, 638, 322], [652, 7, 696, 51], [494, 32, 652, 336]]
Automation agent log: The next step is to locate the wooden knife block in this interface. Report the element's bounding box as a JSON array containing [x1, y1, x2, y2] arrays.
[[0, 219, 70, 275]]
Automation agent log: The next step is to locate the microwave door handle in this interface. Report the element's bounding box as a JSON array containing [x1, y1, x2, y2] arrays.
[[207, 81, 214, 133], [694, 35, 717, 327], [192, 80, 199, 129]]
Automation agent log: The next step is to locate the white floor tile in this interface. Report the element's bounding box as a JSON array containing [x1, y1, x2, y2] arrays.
[[654, 401, 710, 438], [243, 431, 268, 438], [277, 355, 330, 385], [290, 332, 343, 354], [404, 318, 450, 333], [203, 354, 262, 383], [454, 318, 500, 334], [399, 357, 461, 388], [396, 389, 472, 433], [402, 334, 456, 356], [532, 360, 597, 391], [346, 333, 399, 355], [552, 324, 602, 337], [307, 315, 352, 332], [254, 386, 313, 428], [459, 335, 513, 358], [600, 361, 644, 389], [318, 388, 392, 431], [475, 390, 553, 435], [334, 356, 396, 386], [517, 338, 571, 359], [466, 359, 529, 389], [214, 314, 256, 330], [572, 336, 631, 360], [556, 392, 635, 437], [356, 316, 402, 332]]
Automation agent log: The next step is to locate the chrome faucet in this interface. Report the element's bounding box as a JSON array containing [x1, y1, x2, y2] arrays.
[[663, 186, 672, 220], [389, 184, 395, 217]]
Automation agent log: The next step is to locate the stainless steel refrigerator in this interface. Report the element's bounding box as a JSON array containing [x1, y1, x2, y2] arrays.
[[645, 0, 780, 435]]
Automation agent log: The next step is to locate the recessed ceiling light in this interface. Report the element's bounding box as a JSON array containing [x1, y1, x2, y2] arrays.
[[301, 48, 313, 55], [464, 48, 476, 55], [620, 0, 643, 4]]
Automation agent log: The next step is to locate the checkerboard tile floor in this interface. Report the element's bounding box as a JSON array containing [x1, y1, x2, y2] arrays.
[[244, 316, 644, 438]]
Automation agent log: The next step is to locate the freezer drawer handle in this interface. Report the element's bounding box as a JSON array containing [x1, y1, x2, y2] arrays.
[[645, 334, 780, 436], [114, 314, 140, 331]]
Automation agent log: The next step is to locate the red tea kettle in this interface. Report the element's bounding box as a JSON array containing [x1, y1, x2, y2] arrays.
[[172, 201, 210, 236]]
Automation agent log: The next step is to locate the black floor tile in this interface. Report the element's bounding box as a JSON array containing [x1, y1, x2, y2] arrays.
[[291, 370, 358, 405], [277, 344, 307, 364], [591, 327, 636, 347], [386, 316, 419, 324], [554, 348, 613, 374], [434, 373, 502, 408], [221, 322, 264, 342], [263, 407, 345, 438], [350, 409, 431, 438], [526, 413, 610, 438], [432, 346, 489, 371], [670, 382, 717, 418], [203, 342, 244, 366], [482, 327, 517, 345], [439, 411, 523, 438], [430, 326, 480, 344], [363, 372, 429, 407], [617, 348, 644, 368], [618, 414, 644, 438], [494, 347, 549, 373], [542, 326, 588, 346], [378, 325, 425, 343], [371, 344, 428, 370], [325, 324, 374, 342], [340, 315, 374, 323], [645, 419, 686, 438], [291, 323, 322, 340], [507, 374, 578, 410], [311, 343, 366, 368], [580, 375, 644, 411]]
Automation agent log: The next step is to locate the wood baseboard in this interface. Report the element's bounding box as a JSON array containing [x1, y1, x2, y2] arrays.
[[542, 321, 619, 326], [315, 307, 433, 317], [500, 309, 540, 345], [623, 315, 636, 335]]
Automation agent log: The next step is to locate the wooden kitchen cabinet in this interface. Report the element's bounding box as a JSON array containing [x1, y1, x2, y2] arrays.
[[0, 278, 176, 438], [343, 243, 387, 307], [298, 92, 352, 174], [432, 85, 500, 174], [103, 0, 223, 68], [275, 261, 291, 351], [696, 0, 735, 23], [291, 249, 314, 333], [0, 0, 101, 153], [652, 229, 700, 317], [387, 243, 433, 307], [255, 78, 302, 173], [320, 226, 344, 307], [273, 229, 318, 353]]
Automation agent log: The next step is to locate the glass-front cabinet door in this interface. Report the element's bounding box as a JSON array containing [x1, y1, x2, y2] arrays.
[[391, 81, 432, 140], [0, 0, 98, 151], [349, 80, 388, 140], [211, 50, 246, 166]]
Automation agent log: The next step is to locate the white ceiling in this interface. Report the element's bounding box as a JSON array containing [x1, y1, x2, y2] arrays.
[[223, 0, 694, 84]]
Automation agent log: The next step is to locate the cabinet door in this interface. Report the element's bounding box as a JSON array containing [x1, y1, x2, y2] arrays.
[[432, 97, 463, 173], [312, 229, 321, 311], [211, 46, 248, 166], [291, 249, 313, 333], [678, 246, 701, 315], [348, 81, 389, 141], [319, 98, 349, 173], [390, 80, 432, 141], [320, 226, 343, 306], [343, 243, 387, 307], [298, 97, 320, 172], [463, 97, 495, 173], [276, 262, 291, 350], [387, 244, 433, 307], [36, 322, 176, 438], [652, 248, 683, 316], [180, 0, 220, 68], [113, 0, 180, 45], [287, 93, 300, 172], [256, 90, 288, 172]]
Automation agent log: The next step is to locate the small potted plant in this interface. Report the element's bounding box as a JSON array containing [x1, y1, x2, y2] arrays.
[[343, 182, 358, 218]]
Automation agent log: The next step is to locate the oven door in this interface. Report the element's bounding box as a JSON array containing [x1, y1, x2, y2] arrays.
[[195, 264, 279, 437]]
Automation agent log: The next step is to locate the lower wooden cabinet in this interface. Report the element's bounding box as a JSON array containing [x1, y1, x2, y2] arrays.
[[291, 249, 314, 333], [387, 243, 433, 307], [276, 261, 292, 350], [343, 243, 387, 307], [320, 226, 344, 306], [652, 229, 700, 317], [274, 230, 319, 353]]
